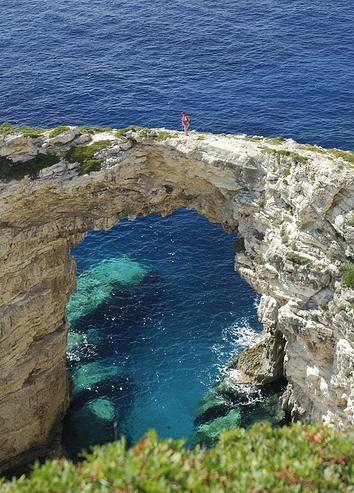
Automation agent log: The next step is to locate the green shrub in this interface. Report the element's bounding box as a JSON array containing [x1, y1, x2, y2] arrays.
[[48, 126, 70, 138], [246, 136, 286, 144], [1, 423, 353, 493], [276, 150, 309, 164], [0, 122, 15, 136], [261, 146, 275, 154], [261, 147, 309, 165], [78, 159, 102, 176], [157, 130, 178, 141], [267, 136, 286, 144], [65, 140, 112, 175], [139, 127, 152, 137], [328, 148, 354, 165], [345, 213, 354, 227], [341, 261, 354, 288], [286, 251, 309, 265], [0, 154, 60, 181], [18, 125, 45, 138], [78, 126, 112, 134], [114, 126, 143, 138], [0, 123, 46, 138], [299, 143, 325, 154]]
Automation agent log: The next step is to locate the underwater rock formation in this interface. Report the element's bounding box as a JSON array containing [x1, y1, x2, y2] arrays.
[[66, 257, 150, 325], [193, 375, 287, 447], [0, 125, 353, 471]]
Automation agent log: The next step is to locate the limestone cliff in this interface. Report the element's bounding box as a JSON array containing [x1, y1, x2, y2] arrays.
[[0, 126, 353, 472]]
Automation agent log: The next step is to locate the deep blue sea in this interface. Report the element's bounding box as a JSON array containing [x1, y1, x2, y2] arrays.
[[1, 0, 353, 456]]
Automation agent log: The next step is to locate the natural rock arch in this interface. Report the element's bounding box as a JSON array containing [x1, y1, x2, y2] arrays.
[[0, 128, 353, 472]]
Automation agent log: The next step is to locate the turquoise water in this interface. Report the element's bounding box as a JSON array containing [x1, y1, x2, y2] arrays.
[[64, 210, 261, 456]]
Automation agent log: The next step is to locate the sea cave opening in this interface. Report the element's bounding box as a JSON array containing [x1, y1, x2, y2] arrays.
[[63, 208, 285, 458]]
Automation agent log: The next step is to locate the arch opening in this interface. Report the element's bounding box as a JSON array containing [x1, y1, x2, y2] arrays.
[[62, 208, 286, 458]]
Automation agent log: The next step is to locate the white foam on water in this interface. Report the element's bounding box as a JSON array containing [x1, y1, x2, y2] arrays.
[[211, 316, 263, 406]]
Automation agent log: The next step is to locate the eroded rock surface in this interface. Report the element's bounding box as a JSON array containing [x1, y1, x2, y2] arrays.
[[0, 127, 353, 471]]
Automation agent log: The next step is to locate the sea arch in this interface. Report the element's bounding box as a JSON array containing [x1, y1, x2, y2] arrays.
[[0, 129, 352, 471]]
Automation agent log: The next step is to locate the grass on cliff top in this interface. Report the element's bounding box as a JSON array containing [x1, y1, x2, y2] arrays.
[[0, 123, 46, 138], [1, 423, 353, 493], [341, 261, 354, 288], [262, 147, 309, 164], [114, 125, 144, 138], [79, 125, 112, 134], [65, 140, 112, 175], [328, 148, 354, 166], [48, 126, 71, 138]]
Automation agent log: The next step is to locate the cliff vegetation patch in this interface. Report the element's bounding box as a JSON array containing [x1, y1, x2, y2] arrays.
[[341, 261, 354, 288], [48, 126, 71, 138], [1, 424, 353, 493], [65, 140, 112, 175], [0, 123, 45, 138]]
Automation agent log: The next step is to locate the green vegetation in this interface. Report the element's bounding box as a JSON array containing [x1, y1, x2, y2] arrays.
[[345, 213, 354, 227], [0, 122, 14, 136], [262, 147, 309, 165], [79, 126, 112, 134], [286, 251, 309, 265], [1, 423, 353, 492], [0, 154, 60, 181], [276, 150, 309, 164], [283, 166, 291, 177], [0, 123, 45, 138], [341, 261, 354, 288], [77, 159, 102, 176], [18, 125, 45, 138], [139, 127, 152, 137], [48, 126, 70, 138], [197, 135, 206, 140], [299, 143, 326, 154], [156, 130, 178, 141], [114, 125, 143, 138], [65, 140, 112, 175], [246, 135, 286, 144], [328, 148, 354, 166], [267, 136, 287, 144]]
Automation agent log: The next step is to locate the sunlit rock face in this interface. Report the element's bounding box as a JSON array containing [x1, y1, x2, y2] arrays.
[[0, 127, 353, 472]]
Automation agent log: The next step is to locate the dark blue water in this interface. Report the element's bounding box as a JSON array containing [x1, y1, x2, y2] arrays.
[[2, 0, 353, 455], [1, 0, 353, 149]]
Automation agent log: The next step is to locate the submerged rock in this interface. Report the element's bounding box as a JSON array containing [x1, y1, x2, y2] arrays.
[[72, 360, 123, 394], [66, 257, 151, 325], [87, 398, 116, 421], [194, 408, 242, 447]]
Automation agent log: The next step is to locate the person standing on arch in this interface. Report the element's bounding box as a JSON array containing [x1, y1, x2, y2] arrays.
[[181, 111, 191, 135]]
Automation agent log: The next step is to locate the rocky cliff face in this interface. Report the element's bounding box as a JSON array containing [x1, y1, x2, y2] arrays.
[[0, 126, 353, 472]]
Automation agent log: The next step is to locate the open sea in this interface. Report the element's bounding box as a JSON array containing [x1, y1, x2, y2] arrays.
[[1, 0, 353, 456]]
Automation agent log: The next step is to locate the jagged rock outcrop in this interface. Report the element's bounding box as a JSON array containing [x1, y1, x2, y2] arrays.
[[0, 126, 353, 472]]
